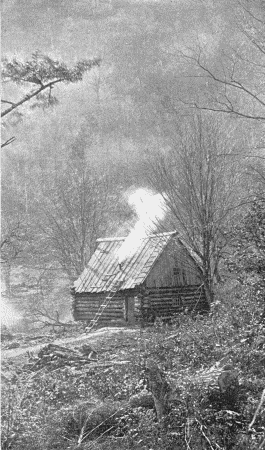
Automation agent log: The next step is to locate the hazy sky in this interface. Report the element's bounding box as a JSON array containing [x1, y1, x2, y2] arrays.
[[2, 0, 228, 67], [2, 0, 231, 169]]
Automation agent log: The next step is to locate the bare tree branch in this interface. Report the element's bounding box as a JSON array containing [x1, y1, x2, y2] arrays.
[[1, 100, 15, 106], [173, 2, 265, 121], [1, 137, 16, 148], [148, 115, 246, 302], [1, 79, 63, 117]]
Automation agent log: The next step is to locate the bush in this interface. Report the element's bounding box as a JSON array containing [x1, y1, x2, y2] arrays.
[[2, 279, 265, 450]]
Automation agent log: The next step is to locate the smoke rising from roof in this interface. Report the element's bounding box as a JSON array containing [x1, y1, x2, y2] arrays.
[[117, 188, 166, 264]]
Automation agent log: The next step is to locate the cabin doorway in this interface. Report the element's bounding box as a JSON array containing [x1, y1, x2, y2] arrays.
[[125, 297, 135, 325]]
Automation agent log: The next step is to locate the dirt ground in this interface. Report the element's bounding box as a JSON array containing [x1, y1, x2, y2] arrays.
[[1, 327, 141, 360]]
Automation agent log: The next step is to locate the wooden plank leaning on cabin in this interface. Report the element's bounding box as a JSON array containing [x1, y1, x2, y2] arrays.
[[73, 292, 125, 323]]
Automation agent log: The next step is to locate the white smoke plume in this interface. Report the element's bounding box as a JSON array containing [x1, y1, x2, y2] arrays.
[[117, 188, 166, 264]]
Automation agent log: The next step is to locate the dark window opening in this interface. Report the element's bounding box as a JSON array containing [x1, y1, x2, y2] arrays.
[[172, 295, 182, 307], [173, 267, 180, 276]]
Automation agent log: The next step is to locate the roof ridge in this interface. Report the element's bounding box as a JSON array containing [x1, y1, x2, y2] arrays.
[[96, 231, 177, 243]]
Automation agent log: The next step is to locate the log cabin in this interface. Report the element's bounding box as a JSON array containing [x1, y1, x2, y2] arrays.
[[71, 231, 209, 326]]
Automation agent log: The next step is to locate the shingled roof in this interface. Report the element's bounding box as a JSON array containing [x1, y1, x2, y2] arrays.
[[74, 231, 177, 293]]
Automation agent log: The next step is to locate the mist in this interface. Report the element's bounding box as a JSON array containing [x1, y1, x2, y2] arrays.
[[1, 0, 257, 330], [1, 298, 22, 328]]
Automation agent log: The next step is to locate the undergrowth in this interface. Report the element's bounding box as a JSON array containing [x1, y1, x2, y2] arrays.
[[1, 281, 265, 449]]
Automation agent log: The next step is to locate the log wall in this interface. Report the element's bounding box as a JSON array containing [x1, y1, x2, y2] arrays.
[[73, 292, 126, 323], [140, 285, 209, 322], [73, 286, 209, 324]]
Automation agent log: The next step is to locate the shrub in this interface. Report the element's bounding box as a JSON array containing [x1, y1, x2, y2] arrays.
[[2, 278, 265, 450]]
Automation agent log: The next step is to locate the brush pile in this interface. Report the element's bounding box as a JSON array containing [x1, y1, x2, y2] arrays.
[[26, 343, 98, 371]]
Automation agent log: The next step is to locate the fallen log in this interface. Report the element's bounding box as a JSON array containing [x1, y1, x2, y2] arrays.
[[26, 343, 98, 371], [38, 343, 80, 357]]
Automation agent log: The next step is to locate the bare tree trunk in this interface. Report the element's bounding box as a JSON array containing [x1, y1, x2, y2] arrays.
[[203, 278, 214, 305], [148, 114, 244, 306]]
